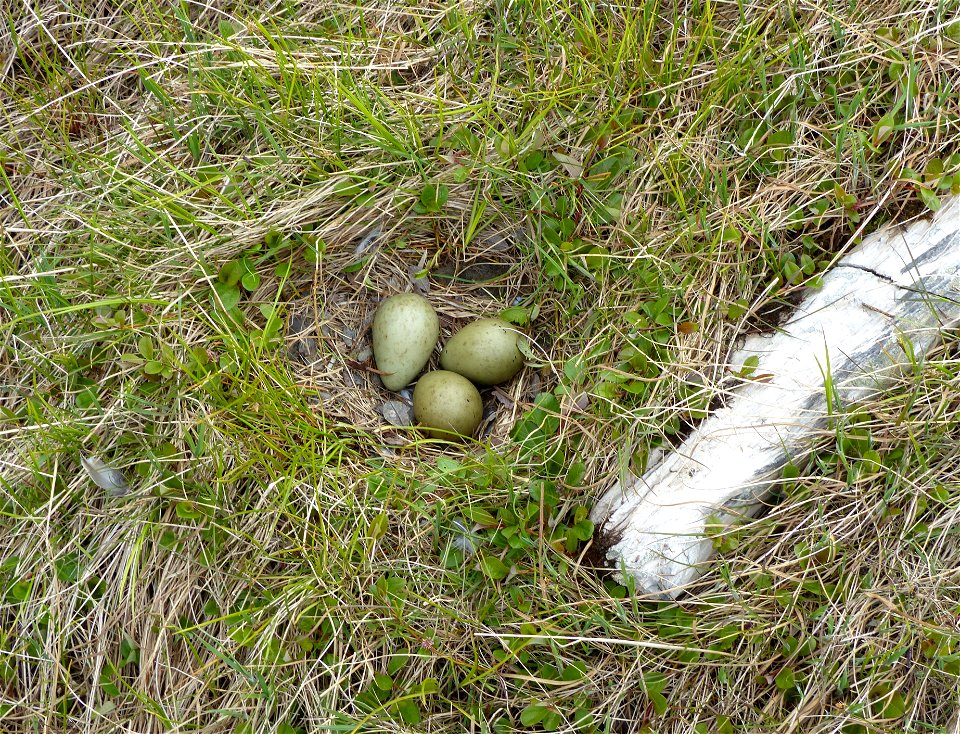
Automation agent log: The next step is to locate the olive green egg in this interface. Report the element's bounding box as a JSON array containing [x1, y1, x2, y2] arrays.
[[440, 318, 525, 385], [413, 370, 483, 439], [372, 293, 439, 391]]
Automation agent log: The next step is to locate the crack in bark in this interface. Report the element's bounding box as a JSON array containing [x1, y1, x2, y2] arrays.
[[836, 262, 897, 284]]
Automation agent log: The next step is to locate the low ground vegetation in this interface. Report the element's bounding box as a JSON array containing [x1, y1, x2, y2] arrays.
[[2, 0, 960, 731]]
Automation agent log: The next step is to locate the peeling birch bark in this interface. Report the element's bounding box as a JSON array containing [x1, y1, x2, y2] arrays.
[[591, 196, 960, 597]]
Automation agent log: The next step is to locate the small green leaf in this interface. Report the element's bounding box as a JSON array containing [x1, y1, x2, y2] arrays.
[[461, 506, 496, 526], [174, 501, 206, 520], [76, 387, 98, 409], [775, 667, 796, 690], [479, 555, 509, 580], [530, 481, 558, 508], [649, 691, 668, 715], [582, 246, 610, 271], [8, 580, 32, 602], [740, 354, 760, 377], [138, 336, 154, 359], [119, 637, 140, 667], [395, 700, 421, 725], [766, 129, 795, 161], [343, 258, 368, 273], [522, 150, 545, 170], [561, 661, 587, 681], [55, 554, 80, 583], [186, 132, 200, 161], [569, 519, 594, 542], [99, 662, 122, 697], [520, 703, 550, 727], [553, 151, 583, 177], [726, 297, 748, 320], [500, 306, 531, 325], [304, 238, 325, 263], [641, 672, 668, 696], [924, 157, 944, 180], [517, 336, 539, 362], [861, 449, 882, 471], [213, 282, 241, 310], [419, 183, 449, 212], [369, 512, 389, 540], [241, 271, 260, 292], [565, 461, 587, 487], [931, 484, 950, 503], [542, 708, 564, 730], [917, 186, 941, 212], [263, 229, 281, 249], [219, 260, 244, 285], [387, 653, 408, 676], [190, 347, 209, 368], [782, 463, 800, 480], [872, 113, 897, 146], [144, 360, 165, 375], [881, 691, 907, 719], [720, 226, 742, 245], [782, 259, 802, 284]]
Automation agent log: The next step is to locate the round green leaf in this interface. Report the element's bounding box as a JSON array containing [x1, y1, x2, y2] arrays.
[[241, 271, 260, 292], [213, 282, 241, 311], [479, 555, 509, 580]]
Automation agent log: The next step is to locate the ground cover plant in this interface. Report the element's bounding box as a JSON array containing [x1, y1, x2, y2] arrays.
[[2, 0, 960, 731]]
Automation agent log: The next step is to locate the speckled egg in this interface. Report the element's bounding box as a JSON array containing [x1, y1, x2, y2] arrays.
[[413, 370, 483, 439], [372, 293, 439, 391], [440, 318, 525, 385]]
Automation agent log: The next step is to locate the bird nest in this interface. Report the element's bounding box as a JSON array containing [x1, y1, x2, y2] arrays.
[[283, 225, 545, 448]]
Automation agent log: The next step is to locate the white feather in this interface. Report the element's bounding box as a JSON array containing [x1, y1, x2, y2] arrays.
[[81, 456, 130, 496]]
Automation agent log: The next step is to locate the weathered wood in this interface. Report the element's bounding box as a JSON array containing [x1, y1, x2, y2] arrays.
[[591, 196, 960, 597]]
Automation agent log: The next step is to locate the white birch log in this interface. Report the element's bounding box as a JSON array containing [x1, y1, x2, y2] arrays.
[[591, 196, 960, 597]]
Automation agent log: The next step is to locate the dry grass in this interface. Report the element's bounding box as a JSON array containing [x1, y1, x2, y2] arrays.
[[2, 0, 960, 731]]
